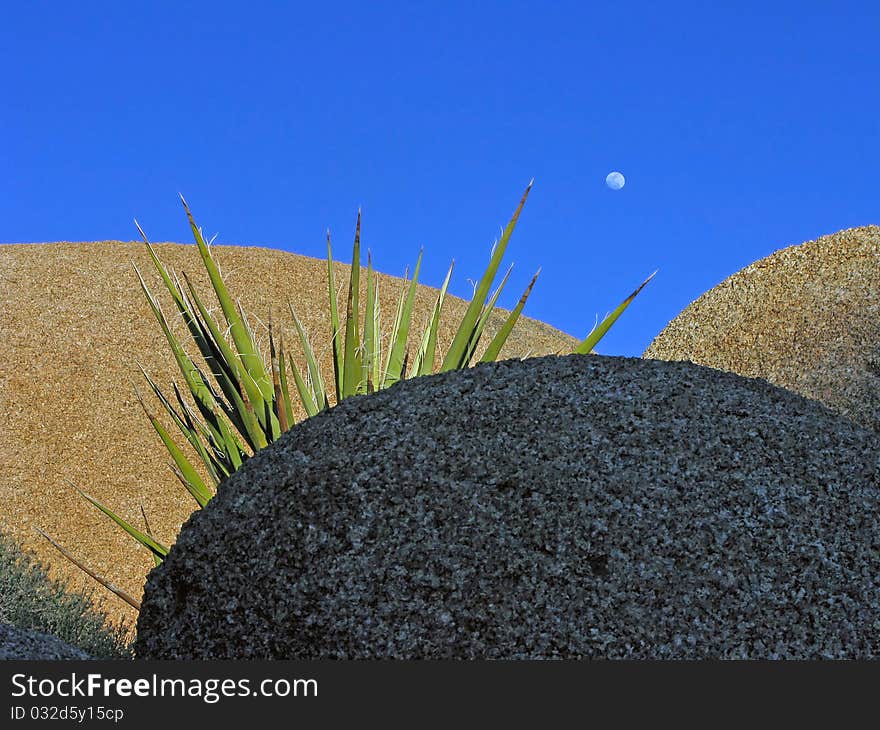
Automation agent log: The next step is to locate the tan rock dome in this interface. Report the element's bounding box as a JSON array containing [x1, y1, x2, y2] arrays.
[[644, 225, 880, 432], [1, 241, 577, 624]]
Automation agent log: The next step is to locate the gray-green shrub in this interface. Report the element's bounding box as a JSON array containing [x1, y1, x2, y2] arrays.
[[0, 532, 132, 659]]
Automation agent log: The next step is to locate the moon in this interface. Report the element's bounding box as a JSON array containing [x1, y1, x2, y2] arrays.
[[605, 171, 625, 190]]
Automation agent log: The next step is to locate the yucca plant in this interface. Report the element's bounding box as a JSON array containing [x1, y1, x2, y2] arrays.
[[44, 181, 655, 610]]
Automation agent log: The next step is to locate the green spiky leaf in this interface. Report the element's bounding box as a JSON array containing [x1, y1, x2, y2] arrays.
[[574, 270, 657, 354], [442, 181, 532, 371]]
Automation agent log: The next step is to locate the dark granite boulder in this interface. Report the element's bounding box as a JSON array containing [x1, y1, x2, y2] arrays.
[[135, 355, 880, 659]]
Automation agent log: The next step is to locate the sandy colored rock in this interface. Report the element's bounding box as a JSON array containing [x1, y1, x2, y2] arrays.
[[644, 225, 880, 431], [0, 241, 576, 626], [137, 355, 880, 659]]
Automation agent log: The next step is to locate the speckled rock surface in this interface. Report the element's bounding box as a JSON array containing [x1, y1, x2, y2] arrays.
[[135, 355, 880, 659], [644, 225, 880, 432], [0, 624, 93, 660]]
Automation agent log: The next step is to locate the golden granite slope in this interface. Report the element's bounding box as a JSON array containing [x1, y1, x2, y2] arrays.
[[645, 226, 880, 431]]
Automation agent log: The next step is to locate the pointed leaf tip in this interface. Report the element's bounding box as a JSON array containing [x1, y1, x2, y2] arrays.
[[134, 220, 149, 243]]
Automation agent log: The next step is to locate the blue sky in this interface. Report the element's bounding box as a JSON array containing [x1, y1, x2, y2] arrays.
[[3, 1, 878, 356]]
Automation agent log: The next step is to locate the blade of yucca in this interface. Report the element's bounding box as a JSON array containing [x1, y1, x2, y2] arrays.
[[140, 505, 163, 569], [573, 270, 657, 355], [145, 262, 253, 457], [133, 267, 249, 453], [140, 224, 299, 434], [137, 239, 240, 429], [383, 249, 423, 387], [400, 347, 410, 380], [325, 230, 344, 403], [268, 319, 289, 433], [413, 260, 454, 376], [134, 247, 221, 412], [139, 369, 205, 456], [169, 377, 239, 478], [138, 372, 224, 488], [238, 302, 273, 410], [180, 273, 268, 447], [200, 353, 266, 454], [217, 404, 246, 470], [370, 274, 382, 388], [383, 270, 409, 385], [441, 181, 533, 372], [176, 275, 244, 419], [362, 252, 376, 393], [135, 222, 205, 345], [239, 301, 280, 439], [144, 275, 262, 458], [341, 211, 363, 399], [134, 388, 213, 507], [288, 304, 328, 410], [235, 374, 268, 450], [419, 260, 454, 376], [170, 383, 231, 482], [73, 484, 169, 560], [411, 326, 430, 377], [463, 264, 514, 367], [35, 529, 142, 611], [288, 354, 320, 417], [176, 373, 247, 473], [170, 464, 209, 503], [180, 194, 273, 401], [480, 268, 541, 363], [181, 272, 247, 393], [256, 312, 282, 442], [277, 339, 295, 427]]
